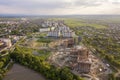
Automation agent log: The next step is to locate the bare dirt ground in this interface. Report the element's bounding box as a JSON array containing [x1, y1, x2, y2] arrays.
[[3, 63, 46, 80]]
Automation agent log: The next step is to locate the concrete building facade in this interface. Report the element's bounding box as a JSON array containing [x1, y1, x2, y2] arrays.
[[70, 47, 91, 73]]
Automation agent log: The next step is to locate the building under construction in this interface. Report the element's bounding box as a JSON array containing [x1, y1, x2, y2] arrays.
[[69, 47, 91, 73], [62, 38, 75, 48]]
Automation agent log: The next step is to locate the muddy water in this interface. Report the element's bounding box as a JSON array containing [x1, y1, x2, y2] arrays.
[[3, 64, 46, 80]]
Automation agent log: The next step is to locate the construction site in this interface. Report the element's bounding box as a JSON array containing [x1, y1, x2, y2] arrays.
[[48, 37, 112, 80]]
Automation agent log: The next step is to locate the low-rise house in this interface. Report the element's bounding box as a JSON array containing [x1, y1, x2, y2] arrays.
[[0, 38, 12, 48]]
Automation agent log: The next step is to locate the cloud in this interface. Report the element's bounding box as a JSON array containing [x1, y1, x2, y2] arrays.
[[0, 0, 71, 9], [112, 2, 120, 4], [0, 0, 119, 15], [105, 0, 120, 4], [0, 0, 107, 10], [73, 0, 104, 7]]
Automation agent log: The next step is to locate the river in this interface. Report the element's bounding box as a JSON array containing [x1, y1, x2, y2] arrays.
[[3, 63, 46, 80]]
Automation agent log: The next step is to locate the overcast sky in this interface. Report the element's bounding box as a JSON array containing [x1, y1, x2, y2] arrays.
[[0, 0, 120, 15]]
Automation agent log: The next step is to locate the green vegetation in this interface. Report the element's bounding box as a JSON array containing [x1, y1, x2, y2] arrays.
[[82, 35, 120, 69], [10, 46, 83, 80], [0, 55, 11, 80], [63, 19, 107, 29], [0, 24, 10, 36], [11, 30, 20, 35], [0, 24, 9, 28], [108, 73, 116, 80], [35, 33, 47, 38], [37, 38, 53, 43], [37, 50, 51, 60]]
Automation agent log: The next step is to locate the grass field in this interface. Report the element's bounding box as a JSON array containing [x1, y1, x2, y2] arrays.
[[64, 18, 107, 29]]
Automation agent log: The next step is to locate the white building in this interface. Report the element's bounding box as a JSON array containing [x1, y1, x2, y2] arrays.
[[47, 31, 60, 37], [48, 25, 76, 38]]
